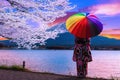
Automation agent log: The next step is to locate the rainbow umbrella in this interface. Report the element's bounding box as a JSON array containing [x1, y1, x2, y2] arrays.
[[66, 12, 103, 38]]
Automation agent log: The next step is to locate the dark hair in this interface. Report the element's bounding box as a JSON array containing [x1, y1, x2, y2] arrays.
[[75, 37, 90, 44]]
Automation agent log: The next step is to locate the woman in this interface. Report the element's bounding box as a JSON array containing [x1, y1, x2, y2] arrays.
[[73, 37, 92, 78]]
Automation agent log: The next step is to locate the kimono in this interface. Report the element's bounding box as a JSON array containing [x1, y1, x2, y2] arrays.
[[73, 38, 92, 77]]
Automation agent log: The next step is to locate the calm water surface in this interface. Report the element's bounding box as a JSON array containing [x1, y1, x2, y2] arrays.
[[0, 50, 120, 78]]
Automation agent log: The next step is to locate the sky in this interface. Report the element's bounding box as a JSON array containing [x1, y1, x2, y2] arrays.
[[0, 0, 120, 40], [73, 0, 120, 40], [50, 0, 120, 39]]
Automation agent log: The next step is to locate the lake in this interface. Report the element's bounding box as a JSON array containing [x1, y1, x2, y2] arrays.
[[0, 50, 120, 78]]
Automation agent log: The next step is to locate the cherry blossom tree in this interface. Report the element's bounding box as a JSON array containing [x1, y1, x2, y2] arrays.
[[0, 0, 74, 49]]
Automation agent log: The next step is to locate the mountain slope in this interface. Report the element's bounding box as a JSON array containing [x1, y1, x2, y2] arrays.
[[1, 32, 120, 48], [46, 32, 120, 48]]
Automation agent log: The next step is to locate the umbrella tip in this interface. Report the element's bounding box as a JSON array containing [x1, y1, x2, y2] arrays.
[[86, 12, 89, 15], [81, 12, 89, 16], [85, 12, 89, 16]]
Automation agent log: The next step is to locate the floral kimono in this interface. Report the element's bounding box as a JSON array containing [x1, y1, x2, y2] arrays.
[[73, 38, 92, 77]]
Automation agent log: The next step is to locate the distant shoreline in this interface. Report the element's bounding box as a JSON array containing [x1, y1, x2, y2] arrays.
[[0, 47, 120, 50]]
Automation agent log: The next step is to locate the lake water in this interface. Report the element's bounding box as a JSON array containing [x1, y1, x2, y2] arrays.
[[0, 50, 120, 78]]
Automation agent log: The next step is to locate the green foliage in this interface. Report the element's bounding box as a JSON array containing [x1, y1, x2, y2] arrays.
[[0, 65, 29, 71]]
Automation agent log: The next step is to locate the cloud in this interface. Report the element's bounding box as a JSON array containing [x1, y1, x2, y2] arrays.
[[100, 29, 120, 39], [101, 34, 120, 40], [101, 29, 120, 34], [90, 3, 120, 16], [48, 12, 77, 26], [0, 36, 8, 40]]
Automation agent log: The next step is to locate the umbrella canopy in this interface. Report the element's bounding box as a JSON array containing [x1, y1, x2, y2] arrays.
[[66, 12, 103, 38]]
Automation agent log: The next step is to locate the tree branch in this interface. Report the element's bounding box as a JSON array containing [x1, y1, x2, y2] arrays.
[[6, 0, 28, 12]]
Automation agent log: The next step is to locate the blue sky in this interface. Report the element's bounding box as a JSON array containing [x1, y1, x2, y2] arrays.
[[69, 0, 98, 11]]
